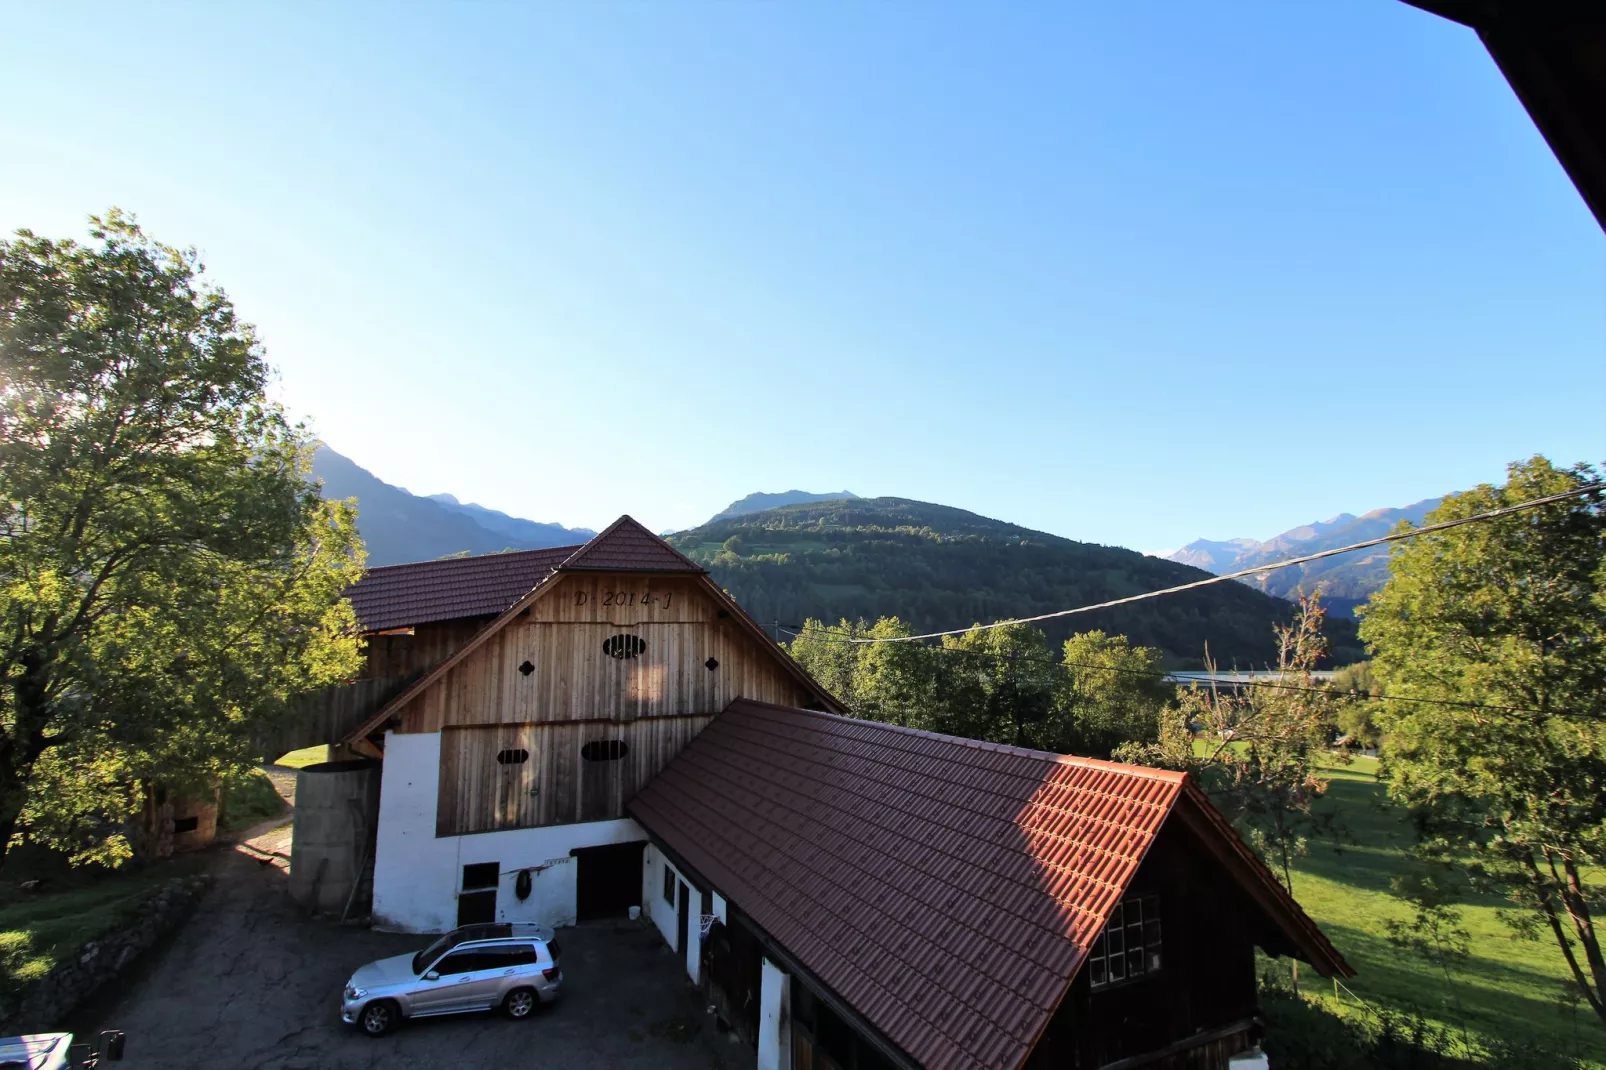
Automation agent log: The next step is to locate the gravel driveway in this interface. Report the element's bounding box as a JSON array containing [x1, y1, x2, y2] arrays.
[[67, 823, 745, 1070]]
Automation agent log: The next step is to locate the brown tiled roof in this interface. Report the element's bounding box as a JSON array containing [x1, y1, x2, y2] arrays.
[[344, 545, 579, 633], [628, 701, 1349, 1070], [558, 515, 705, 573]]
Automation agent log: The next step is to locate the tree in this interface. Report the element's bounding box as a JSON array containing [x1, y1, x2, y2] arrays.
[[936, 623, 1057, 747], [1048, 630, 1170, 757], [1359, 457, 1606, 1025], [1328, 661, 1383, 750], [789, 617, 864, 709], [0, 212, 363, 866], [1119, 595, 1343, 896], [850, 617, 940, 729]]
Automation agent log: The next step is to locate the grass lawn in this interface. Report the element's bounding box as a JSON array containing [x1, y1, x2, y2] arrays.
[[218, 769, 289, 833], [1278, 755, 1604, 1065], [273, 745, 331, 769], [0, 847, 206, 1001]]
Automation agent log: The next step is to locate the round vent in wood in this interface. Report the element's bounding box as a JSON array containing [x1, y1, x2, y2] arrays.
[[495, 748, 530, 765], [580, 739, 629, 762], [602, 634, 646, 660]]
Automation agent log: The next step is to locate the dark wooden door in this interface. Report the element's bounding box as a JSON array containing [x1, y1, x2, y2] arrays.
[[676, 880, 690, 956], [457, 889, 496, 926], [573, 841, 645, 921]]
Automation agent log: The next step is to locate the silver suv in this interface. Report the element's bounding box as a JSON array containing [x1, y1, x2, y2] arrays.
[[341, 923, 562, 1037]]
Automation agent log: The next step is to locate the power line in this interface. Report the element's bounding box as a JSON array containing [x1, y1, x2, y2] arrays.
[[778, 626, 1604, 721], [808, 485, 1600, 646]]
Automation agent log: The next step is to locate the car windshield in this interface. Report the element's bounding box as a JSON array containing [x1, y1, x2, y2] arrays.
[[410, 923, 515, 975], [411, 934, 451, 976]]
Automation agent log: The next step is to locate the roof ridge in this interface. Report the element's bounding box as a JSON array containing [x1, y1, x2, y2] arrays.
[[727, 699, 1188, 784], [358, 544, 584, 573], [558, 514, 706, 573]]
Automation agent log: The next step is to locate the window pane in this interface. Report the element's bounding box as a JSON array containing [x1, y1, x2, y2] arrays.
[[436, 951, 480, 976], [1106, 926, 1123, 956], [1108, 953, 1126, 982], [1127, 947, 1144, 977], [501, 944, 538, 966], [1090, 958, 1106, 987], [1107, 904, 1123, 930], [1145, 920, 1161, 949]]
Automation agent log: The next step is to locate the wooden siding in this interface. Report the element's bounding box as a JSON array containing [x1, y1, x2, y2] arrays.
[[399, 576, 813, 734], [437, 716, 714, 835], [255, 675, 414, 760], [361, 618, 489, 679], [415, 573, 814, 836]]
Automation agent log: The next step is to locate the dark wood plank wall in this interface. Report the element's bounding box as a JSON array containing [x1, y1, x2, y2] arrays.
[[1023, 821, 1262, 1070], [413, 574, 812, 836], [436, 716, 715, 835], [255, 674, 415, 759], [362, 619, 490, 679]]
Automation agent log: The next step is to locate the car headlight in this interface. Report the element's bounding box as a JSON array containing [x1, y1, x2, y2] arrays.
[[344, 984, 366, 1002]]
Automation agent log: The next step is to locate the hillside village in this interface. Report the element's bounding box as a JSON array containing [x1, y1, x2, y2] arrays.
[[3, 3, 1605, 1070]]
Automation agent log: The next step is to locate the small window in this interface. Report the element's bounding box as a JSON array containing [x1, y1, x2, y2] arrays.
[[662, 864, 675, 905], [602, 634, 647, 659], [501, 943, 539, 967], [581, 739, 628, 762], [1089, 893, 1161, 990], [496, 748, 529, 765], [463, 862, 500, 891], [172, 815, 199, 834]]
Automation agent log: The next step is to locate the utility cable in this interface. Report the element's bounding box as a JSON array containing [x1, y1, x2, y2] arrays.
[[796, 485, 1601, 646]]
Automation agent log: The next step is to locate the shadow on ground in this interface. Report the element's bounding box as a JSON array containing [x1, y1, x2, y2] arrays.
[[66, 828, 745, 1070]]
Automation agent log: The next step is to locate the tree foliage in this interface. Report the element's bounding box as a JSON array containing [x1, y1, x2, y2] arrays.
[[791, 617, 1170, 757], [0, 212, 363, 866], [1117, 595, 1344, 893], [1358, 457, 1606, 1025]]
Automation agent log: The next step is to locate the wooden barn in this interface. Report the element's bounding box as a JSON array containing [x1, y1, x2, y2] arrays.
[[339, 516, 838, 933], [335, 517, 1351, 1069]]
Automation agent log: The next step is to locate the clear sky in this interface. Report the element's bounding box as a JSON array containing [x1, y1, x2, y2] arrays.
[[3, 2, 1602, 552]]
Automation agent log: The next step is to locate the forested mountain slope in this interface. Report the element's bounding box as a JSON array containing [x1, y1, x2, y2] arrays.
[[671, 498, 1362, 667]]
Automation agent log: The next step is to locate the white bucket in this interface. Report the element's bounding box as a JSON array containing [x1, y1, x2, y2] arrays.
[[628, 905, 641, 921]]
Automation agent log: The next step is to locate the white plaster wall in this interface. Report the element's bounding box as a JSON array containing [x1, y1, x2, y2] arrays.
[[371, 731, 646, 933], [641, 846, 705, 983], [758, 957, 791, 1070]]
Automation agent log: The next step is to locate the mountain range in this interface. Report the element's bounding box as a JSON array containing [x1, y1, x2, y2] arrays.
[[1165, 498, 1443, 617], [311, 447, 593, 566], [312, 449, 1363, 664], [668, 497, 1362, 668]]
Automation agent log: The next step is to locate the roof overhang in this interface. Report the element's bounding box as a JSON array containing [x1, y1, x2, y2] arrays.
[[1402, 1, 1606, 232]]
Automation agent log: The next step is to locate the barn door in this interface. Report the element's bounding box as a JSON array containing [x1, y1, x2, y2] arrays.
[[438, 725, 541, 835]]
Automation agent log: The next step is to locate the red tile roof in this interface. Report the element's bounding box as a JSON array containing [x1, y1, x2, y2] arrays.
[[558, 515, 706, 573], [628, 701, 1348, 1070], [344, 545, 580, 633], [341, 516, 705, 633]]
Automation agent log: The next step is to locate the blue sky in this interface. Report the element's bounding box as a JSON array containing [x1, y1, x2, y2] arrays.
[[3, 2, 1601, 552]]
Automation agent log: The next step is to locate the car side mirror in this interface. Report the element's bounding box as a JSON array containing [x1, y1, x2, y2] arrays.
[[424, 970, 440, 981]]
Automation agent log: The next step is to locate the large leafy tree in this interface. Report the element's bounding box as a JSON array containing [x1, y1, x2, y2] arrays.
[[1359, 457, 1606, 1024], [1049, 630, 1169, 758], [0, 212, 363, 866]]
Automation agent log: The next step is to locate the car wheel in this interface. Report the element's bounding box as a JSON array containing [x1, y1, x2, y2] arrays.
[[503, 987, 538, 1020], [360, 999, 400, 1037]]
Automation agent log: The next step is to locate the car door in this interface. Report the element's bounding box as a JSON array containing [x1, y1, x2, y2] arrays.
[[410, 948, 493, 1016], [450, 945, 519, 1011]]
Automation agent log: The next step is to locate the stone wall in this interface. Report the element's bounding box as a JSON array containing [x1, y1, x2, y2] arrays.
[[0, 874, 210, 1034]]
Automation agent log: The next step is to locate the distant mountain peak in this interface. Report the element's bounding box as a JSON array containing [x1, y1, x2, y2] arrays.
[[708, 489, 859, 525], [311, 446, 593, 566], [1163, 496, 1444, 617]]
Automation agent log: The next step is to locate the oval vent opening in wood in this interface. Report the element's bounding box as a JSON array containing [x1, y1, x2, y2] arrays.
[[602, 634, 646, 660], [495, 748, 530, 766], [580, 739, 629, 762]]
